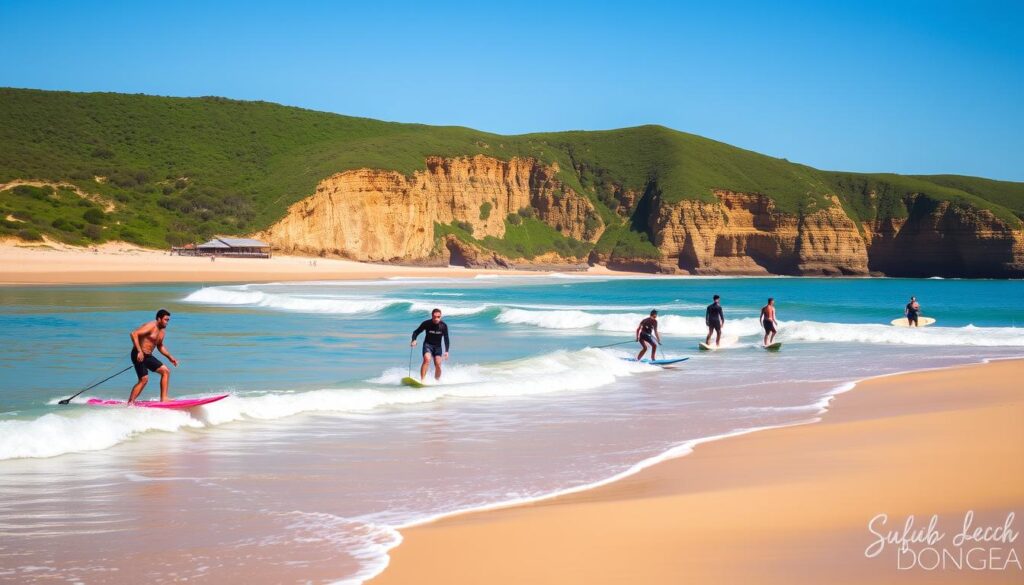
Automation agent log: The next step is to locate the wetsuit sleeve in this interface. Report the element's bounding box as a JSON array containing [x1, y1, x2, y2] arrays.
[[442, 322, 450, 352], [705, 306, 711, 326], [412, 321, 426, 341]]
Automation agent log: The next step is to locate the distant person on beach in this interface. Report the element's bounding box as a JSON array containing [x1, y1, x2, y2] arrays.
[[635, 310, 662, 361], [410, 308, 450, 381], [128, 309, 179, 403], [760, 298, 778, 346], [705, 295, 725, 347], [905, 296, 921, 327]]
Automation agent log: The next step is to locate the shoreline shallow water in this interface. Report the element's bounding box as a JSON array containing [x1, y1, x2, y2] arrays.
[[2, 275, 1022, 584], [372, 357, 1024, 585]]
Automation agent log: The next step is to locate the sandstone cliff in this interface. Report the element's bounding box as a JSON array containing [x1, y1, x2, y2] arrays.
[[259, 155, 603, 262], [259, 155, 1023, 278]]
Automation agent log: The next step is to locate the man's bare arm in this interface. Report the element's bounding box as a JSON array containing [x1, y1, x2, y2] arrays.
[[157, 343, 179, 366], [130, 322, 154, 355]]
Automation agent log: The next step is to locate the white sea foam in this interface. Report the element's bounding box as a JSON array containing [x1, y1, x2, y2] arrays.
[[496, 309, 1024, 346], [0, 349, 650, 461]]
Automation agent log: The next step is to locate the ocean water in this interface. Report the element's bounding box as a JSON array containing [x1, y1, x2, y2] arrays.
[[1, 275, 1022, 583]]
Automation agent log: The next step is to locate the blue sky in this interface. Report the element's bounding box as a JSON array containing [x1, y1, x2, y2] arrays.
[[2, 0, 1022, 181]]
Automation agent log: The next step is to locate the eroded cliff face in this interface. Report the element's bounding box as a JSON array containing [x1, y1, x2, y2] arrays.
[[259, 155, 602, 262], [648, 191, 869, 275], [864, 197, 1024, 278], [643, 190, 1022, 277], [259, 156, 1023, 277]]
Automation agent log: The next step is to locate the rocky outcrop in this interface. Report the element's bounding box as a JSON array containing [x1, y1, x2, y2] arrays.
[[864, 197, 1024, 278], [259, 156, 1023, 277], [649, 191, 868, 275], [259, 155, 603, 264]]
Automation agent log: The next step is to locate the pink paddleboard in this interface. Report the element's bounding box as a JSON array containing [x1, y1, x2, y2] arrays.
[[86, 394, 229, 409]]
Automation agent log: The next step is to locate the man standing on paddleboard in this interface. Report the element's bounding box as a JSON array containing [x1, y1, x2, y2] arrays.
[[705, 295, 725, 347], [905, 296, 921, 327], [410, 308, 450, 381], [635, 310, 662, 361], [128, 309, 179, 404], [760, 298, 778, 346]]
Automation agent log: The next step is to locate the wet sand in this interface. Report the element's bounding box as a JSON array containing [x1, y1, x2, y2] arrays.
[[372, 359, 1024, 584]]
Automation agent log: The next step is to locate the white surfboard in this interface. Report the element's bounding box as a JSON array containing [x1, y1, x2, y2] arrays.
[[891, 317, 936, 327]]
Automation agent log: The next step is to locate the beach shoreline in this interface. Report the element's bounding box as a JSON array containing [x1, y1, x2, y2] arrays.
[[370, 358, 1024, 585], [0, 241, 638, 286]]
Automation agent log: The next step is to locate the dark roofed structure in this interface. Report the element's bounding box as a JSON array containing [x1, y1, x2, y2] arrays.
[[173, 237, 271, 258]]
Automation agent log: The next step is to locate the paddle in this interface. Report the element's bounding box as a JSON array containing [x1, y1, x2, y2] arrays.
[[58, 365, 133, 405], [593, 339, 635, 349]]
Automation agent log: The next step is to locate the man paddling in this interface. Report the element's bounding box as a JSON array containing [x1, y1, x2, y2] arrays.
[[760, 297, 778, 346], [705, 294, 725, 347], [128, 309, 179, 404], [905, 296, 921, 327], [410, 308, 450, 381], [635, 310, 662, 361]]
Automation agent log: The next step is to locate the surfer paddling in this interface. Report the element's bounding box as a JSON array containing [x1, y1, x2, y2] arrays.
[[760, 298, 778, 346], [635, 310, 662, 361], [705, 295, 725, 347], [128, 309, 178, 404], [410, 308, 450, 381], [905, 296, 921, 327]]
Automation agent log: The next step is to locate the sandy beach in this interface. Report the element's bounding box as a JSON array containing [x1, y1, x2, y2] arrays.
[[0, 241, 630, 285], [373, 359, 1024, 585]]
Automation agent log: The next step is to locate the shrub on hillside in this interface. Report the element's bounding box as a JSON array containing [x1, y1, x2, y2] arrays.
[[17, 228, 43, 241], [507, 213, 522, 226], [83, 208, 105, 224], [479, 201, 492, 220]]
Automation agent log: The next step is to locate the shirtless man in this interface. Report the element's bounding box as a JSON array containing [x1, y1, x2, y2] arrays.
[[760, 297, 778, 346], [128, 309, 179, 403]]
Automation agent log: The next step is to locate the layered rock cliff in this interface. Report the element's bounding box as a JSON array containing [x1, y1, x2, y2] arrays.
[[259, 155, 603, 262], [259, 155, 1023, 278]]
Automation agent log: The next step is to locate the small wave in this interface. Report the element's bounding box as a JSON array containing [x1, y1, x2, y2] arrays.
[[496, 309, 1024, 346], [0, 350, 651, 461]]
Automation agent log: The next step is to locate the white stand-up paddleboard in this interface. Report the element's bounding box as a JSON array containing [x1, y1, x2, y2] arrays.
[[763, 342, 782, 351], [891, 317, 936, 327], [698, 342, 716, 351]]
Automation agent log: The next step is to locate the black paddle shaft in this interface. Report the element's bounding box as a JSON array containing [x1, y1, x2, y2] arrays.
[[58, 365, 133, 405]]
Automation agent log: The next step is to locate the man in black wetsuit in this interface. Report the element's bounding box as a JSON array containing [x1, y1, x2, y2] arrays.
[[705, 294, 725, 347], [410, 308, 450, 381], [635, 310, 662, 361], [905, 296, 921, 327]]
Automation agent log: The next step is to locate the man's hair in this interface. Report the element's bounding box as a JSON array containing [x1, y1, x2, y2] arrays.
[[713, 294, 720, 301], [768, 297, 774, 303], [431, 308, 441, 316], [650, 309, 658, 316], [156, 309, 171, 320]]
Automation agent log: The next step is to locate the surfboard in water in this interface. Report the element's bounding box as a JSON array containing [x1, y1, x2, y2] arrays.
[[698, 342, 716, 351], [620, 357, 690, 365], [763, 342, 782, 351], [890, 317, 936, 327], [86, 394, 229, 409], [400, 377, 426, 388]]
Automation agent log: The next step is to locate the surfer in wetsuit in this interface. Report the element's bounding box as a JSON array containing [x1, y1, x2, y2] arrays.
[[410, 308, 450, 381], [905, 296, 921, 327], [705, 295, 725, 347], [128, 309, 179, 404], [760, 298, 778, 346], [635, 310, 662, 361]]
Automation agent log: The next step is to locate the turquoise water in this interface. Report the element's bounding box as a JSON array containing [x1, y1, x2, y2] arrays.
[[1, 275, 1022, 583]]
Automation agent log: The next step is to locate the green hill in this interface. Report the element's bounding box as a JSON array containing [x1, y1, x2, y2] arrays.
[[1, 88, 1021, 253]]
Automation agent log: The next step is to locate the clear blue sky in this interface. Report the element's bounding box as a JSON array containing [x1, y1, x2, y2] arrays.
[[2, 0, 1022, 181]]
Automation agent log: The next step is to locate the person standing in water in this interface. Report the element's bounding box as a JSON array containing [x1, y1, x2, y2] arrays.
[[760, 298, 778, 346], [410, 308, 450, 381], [635, 310, 662, 361], [705, 294, 725, 347], [128, 309, 179, 404], [905, 296, 921, 326]]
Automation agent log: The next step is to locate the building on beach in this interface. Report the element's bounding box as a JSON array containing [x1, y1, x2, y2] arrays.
[[172, 237, 272, 258]]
